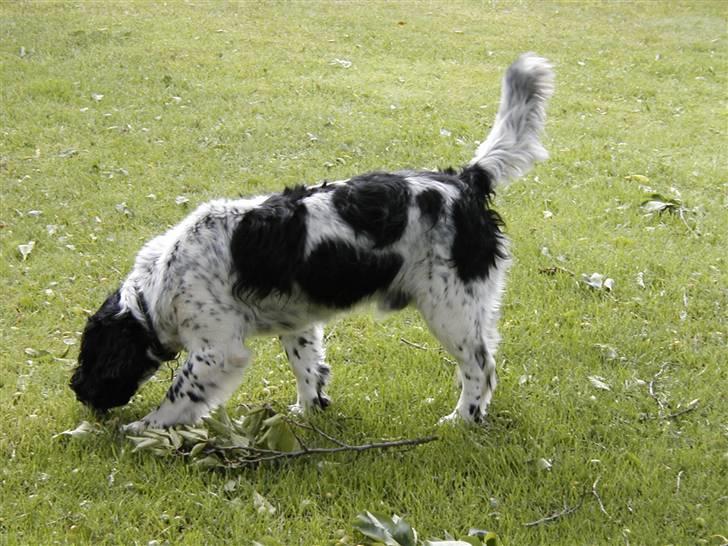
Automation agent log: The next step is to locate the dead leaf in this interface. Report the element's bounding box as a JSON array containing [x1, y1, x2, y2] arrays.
[[53, 421, 101, 439], [114, 202, 132, 216], [581, 272, 614, 291], [253, 491, 276, 515], [330, 58, 352, 68], [18, 241, 35, 260], [588, 375, 612, 391]]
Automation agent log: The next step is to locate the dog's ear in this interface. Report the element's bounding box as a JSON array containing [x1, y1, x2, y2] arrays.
[[70, 289, 161, 411]]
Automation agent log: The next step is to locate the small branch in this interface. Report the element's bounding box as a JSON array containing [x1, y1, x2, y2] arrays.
[[592, 476, 610, 518], [666, 399, 699, 419], [678, 208, 700, 237], [647, 363, 669, 415], [290, 419, 352, 448], [400, 337, 430, 351], [675, 470, 684, 495], [523, 492, 586, 527], [220, 435, 439, 468], [538, 265, 575, 276]]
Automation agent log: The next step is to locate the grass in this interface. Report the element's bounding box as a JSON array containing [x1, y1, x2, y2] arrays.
[[1, 1, 726, 544]]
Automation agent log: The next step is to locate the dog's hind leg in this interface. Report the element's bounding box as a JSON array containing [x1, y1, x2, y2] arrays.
[[280, 323, 331, 414], [416, 283, 501, 424], [439, 340, 497, 425]]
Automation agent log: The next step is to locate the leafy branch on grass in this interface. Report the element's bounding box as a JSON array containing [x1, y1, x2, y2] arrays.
[[125, 405, 437, 468], [640, 192, 700, 236], [353, 511, 499, 546]]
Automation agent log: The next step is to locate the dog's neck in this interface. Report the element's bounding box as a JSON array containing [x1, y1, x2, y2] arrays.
[[132, 287, 178, 362]]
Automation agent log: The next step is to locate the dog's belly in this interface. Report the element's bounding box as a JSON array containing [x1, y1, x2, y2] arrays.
[[245, 298, 333, 337]]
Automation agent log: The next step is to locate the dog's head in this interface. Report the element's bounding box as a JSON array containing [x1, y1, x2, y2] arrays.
[[70, 289, 161, 411]]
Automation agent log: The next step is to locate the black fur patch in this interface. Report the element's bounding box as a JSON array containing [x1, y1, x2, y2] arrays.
[[458, 164, 495, 201], [415, 189, 445, 227], [297, 239, 403, 308], [71, 290, 161, 411], [382, 290, 411, 311], [451, 186, 506, 283], [429, 168, 467, 187], [332, 172, 411, 248], [231, 186, 309, 298]]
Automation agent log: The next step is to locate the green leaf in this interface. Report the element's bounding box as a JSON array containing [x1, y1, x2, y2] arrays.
[[353, 511, 401, 546], [238, 407, 268, 438], [168, 428, 183, 450], [261, 412, 285, 428], [640, 193, 682, 214], [130, 437, 160, 452], [195, 455, 223, 468], [203, 412, 234, 438], [227, 432, 251, 448], [257, 419, 300, 452], [189, 441, 207, 458], [390, 515, 417, 546], [177, 428, 208, 443]]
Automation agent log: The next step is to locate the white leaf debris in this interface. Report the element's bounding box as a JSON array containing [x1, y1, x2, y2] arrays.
[[588, 375, 612, 391], [253, 490, 276, 515], [53, 421, 100, 439], [581, 272, 614, 291], [330, 58, 352, 68], [18, 241, 35, 260]]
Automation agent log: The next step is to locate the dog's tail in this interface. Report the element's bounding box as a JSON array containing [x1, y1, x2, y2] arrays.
[[463, 52, 554, 195]]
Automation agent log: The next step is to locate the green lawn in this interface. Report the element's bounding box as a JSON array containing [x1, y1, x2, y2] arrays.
[[1, 1, 726, 544]]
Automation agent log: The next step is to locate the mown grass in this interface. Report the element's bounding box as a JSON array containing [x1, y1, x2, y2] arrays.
[[1, 1, 726, 544]]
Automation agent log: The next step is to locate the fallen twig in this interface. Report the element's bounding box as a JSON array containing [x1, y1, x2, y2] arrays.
[[538, 265, 575, 276], [292, 419, 356, 448], [666, 399, 699, 420], [216, 435, 439, 468], [523, 491, 586, 527], [592, 476, 610, 518], [647, 363, 669, 414], [400, 337, 430, 351], [676, 470, 684, 494], [644, 366, 700, 422]]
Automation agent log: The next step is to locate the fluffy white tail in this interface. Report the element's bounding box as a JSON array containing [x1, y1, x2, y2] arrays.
[[469, 53, 554, 187]]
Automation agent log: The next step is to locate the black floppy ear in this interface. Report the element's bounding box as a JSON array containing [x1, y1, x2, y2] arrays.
[[70, 290, 161, 411]]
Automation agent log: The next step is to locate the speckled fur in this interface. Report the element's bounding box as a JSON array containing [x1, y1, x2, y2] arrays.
[[70, 53, 553, 431]]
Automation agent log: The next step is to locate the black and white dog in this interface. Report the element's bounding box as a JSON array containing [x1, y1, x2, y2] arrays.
[[71, 53, 553, 432]]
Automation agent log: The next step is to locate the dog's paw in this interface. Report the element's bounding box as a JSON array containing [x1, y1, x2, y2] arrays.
[[437, 411, 462, 426], [315, 392, 331, 410], [121, 419, 149, 435], [288, 394, 331, 416]]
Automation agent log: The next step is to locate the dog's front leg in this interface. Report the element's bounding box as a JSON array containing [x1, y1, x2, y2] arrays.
[[280, 324, 331, 414], [123, 344, 252, 432]]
